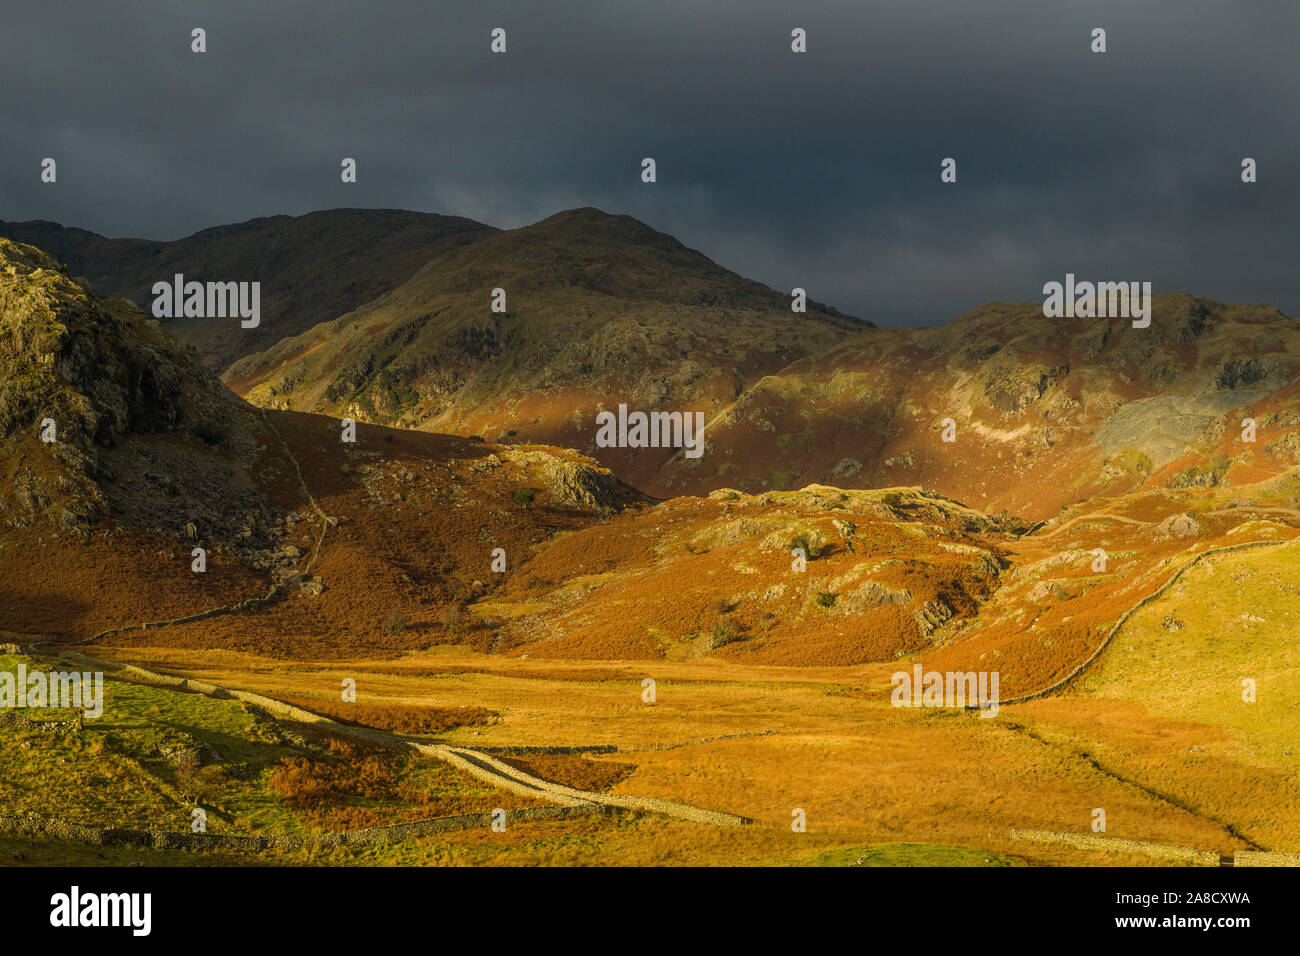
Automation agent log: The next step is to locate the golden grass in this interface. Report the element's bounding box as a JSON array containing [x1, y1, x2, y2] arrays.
[[76, 637, 1295, 863]]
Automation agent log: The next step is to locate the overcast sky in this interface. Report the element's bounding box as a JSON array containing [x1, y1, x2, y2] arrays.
[[2, 1, 1296, 326]]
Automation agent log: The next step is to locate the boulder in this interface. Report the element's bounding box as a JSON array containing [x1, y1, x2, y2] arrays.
[[1157, 512, 1202, 538]]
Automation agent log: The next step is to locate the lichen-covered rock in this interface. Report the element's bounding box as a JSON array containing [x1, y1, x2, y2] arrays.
[[832, 579, 912, 615], [914, 599, 955, 638], [1157, 512, 1203, 538]]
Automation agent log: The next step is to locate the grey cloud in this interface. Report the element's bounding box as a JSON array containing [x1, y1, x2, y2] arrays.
[[0, 0, 1295, 326]]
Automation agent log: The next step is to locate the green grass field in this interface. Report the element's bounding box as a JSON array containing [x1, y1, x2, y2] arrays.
[[1084, 538, 1300, 768], [0, 653, 532, 844]]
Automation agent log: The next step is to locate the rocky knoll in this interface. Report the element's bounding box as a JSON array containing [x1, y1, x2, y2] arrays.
[[0, 237, 283, 544]]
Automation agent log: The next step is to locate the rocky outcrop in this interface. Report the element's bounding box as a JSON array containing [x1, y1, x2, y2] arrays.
[[510, 450, 644, 513], [914, 599, 956, 637], [0, 237, 284, 544], [1157, 512, 1203, 538], [833, 579, 912, 615]]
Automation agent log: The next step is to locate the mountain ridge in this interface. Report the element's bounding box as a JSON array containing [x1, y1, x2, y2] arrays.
[[218, 206, 869, 491], [4, 210, 1296, 525], [660, 293, 1300, 518], [0, 208, 500, 371]]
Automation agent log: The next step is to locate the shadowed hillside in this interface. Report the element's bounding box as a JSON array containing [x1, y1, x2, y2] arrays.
[[0, 235, 645, 650], [0, 209, 498, 370]]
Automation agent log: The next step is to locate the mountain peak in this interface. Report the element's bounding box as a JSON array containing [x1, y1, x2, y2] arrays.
[[526, 206, 683, 247]]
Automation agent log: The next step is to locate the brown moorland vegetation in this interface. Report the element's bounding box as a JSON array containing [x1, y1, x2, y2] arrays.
[[278, 696, 496, 735]]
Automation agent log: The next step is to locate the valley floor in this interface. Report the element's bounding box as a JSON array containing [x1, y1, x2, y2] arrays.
[[8, 532, 1298, 869], [4, 412, 1297, 867]]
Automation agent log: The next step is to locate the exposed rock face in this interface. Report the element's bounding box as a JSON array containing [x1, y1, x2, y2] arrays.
[[984, 363, 1064, 415], [299, 577, 325, 597], [1214, 357, 1285, 391], [0, 237, 282, 543], [1169, 467, 1223, 489], [914, 599, 956, 638], [159, 732, 222, 769], [272, 568, 303, 589], [1265, 432, 1300, 465], [1026, 580, 1059, 602], [833, 579, 912, 615], [832, 518, 858, 553]]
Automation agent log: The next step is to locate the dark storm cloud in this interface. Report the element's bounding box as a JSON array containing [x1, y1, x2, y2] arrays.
[[1, 0, 1295, 325]]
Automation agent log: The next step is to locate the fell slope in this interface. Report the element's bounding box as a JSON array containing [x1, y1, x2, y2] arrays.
[[224, 207, 867, 491], [0, 235, 300, 635], [656, 295, 1300, 517], [0, 236, 639, 652], [915, 471, 1300, 697]]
